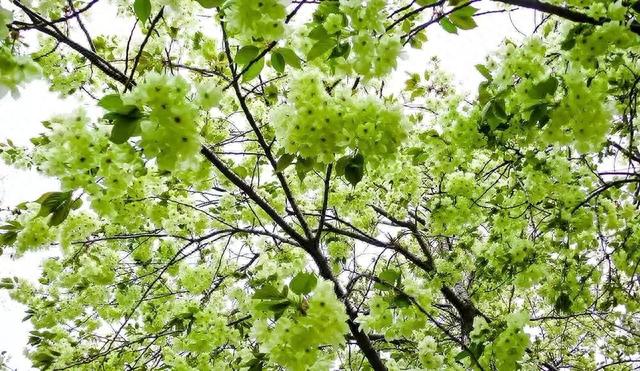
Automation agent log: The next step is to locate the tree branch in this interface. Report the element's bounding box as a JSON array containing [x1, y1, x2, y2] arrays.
[[494, 0, 640, 35]]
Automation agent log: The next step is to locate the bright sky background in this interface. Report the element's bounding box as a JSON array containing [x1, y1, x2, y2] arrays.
[[0, 2, 537, 369]]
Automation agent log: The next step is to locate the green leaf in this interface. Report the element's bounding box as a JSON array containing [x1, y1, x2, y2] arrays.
[[49, 203, 72, 227], [271, 51, 285, 74], [475, 64, 492, 81], [242, 57, 264, 82], [235, 46, 260, 66], [328, 42, 350, 59], [528, 76, 559, 99], [254, 298, 290, 311], [439, 17, 458, 34], [98, 94, 124, 112], [277, 47, 301, 69], [110, 118, 140, 144], [253, 284, 285, 300], [194, 0, 222, 8], [133, 0, 152, 22], [455, 350, 471, 362], [70, 198, 83, 210], [36, 191, 73, 226], [483, 99, 508, 129], [379, 269, 400, 285], [275, 153, 295, 172], [344, 153, 365, 187], [452, 5, 478, 18], [307, 39, 336, 61], [335, 155, 350, 176], [561, 24, 589, 51], [289, 272, 317, 295], [390, 293, 412, 308], [0, 231, 17, 246], [554, 292, 572, 313], [308, 25, 329, 40], [103, 105, 144, 120], [527, 103, 550, 127], [295, 156, 315, 180], [449, 13, 477, 30]]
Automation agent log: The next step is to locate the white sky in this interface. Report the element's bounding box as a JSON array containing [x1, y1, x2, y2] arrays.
[[0, 3, 535, 369]]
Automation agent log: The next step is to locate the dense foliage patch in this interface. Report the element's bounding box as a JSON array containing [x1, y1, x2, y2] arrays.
[[1, 0, 640, 370]]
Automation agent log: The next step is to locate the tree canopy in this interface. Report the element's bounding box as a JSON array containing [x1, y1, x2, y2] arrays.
[[1, 0, 640, 370]]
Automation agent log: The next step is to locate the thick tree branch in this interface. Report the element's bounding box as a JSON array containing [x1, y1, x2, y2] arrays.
[[315, 164, 333, 244], [220, 21, 313, 240], [494, 0, 640, 35], [200, 146, 307, 245]]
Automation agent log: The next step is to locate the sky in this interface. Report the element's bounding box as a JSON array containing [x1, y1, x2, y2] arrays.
[[0, 2, 536, 369]]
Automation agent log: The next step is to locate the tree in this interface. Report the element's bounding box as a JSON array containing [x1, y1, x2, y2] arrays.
[[0, 0, 639, 369]]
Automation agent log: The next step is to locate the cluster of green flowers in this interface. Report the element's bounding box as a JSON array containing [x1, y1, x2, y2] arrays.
[[36, 110, 113, 189], [174, 297, 241, 355], [12, 204, 55, 254], [564, 22, 637, 67], [253, 280, 348, 370], [0, 6, 41, 98], [340, 0, 402, 78], [225, 0, 286, 44], [471, 312, 530, 371], [179, 264, 214, 294], [351, 33, 402, 78], [542, 72, 611, 152], [272, 69, 408, 165], [124, 73, 207, 171], [482, 35, 617, 153], [417, 336, 444, 369]]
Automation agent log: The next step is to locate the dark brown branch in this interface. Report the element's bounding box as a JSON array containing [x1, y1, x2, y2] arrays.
[[67, 0, 96, 52], [220, 21, 313, 240], [315, 164, 333, 244], [200, 146, 307, 245], [494, 0, 640, 35], [125, 7, 165, 91]]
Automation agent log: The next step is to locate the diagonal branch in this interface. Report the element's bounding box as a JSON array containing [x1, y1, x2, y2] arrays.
[[494, 0, 640, 35], [67, 0, 96, 52], [220, 20, 313, 240], [125, 7, 165, 91], [315, 164, 333, 244], [200, 146, 307, 245]]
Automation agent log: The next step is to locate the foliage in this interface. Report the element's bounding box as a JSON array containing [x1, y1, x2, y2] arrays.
[[1, 0, 640, 370]]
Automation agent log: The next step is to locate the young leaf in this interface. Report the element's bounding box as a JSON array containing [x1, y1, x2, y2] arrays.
[[277, 47, 301, 69], [133, 0, 152, 22], [528, 76, 559, 99], [275, 153, 295, 172], [449, 13, 477, 30], [253, 284, 284, 300], [271, 51, 285, 74], [36, 191, 73, 226], [307, 39, 336, 61], [329, 42, 350, 60], [49, 203, 72, 226], [379, 269, 400, 285], [110, 118, 140, 144], [309, 25, 329, 40], [289, 272, 317, 295], [439, 17, 458, 34], [475, 64, 492, 81], [242, 57, 265, 82], [235, 45, 260, 65], [98, 94, 124, 112], [344, 153, 365, 187]]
